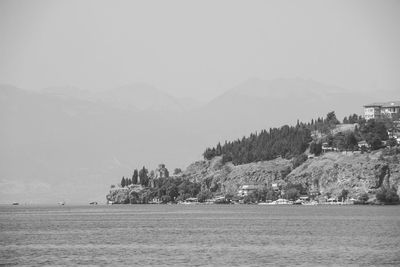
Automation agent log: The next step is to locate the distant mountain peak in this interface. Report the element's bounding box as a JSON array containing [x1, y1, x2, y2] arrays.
[[97, 83, 186, 112], [40, 86, 94, 101]]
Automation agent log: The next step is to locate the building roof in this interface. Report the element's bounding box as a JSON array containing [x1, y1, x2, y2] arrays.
[[364, 101, 400, 108], [364, 102, 384, 107], [382, 101, 400, 108]]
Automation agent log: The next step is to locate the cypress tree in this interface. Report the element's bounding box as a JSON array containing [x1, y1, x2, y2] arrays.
[[139, 166, 149, 186], [132, 169, 138, 184]]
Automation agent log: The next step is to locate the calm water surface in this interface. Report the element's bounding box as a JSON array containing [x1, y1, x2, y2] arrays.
[[1, 205, 400, 266]]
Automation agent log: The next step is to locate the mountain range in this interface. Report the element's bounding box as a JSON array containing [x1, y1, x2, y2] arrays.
[[0, 78, 397, 204]]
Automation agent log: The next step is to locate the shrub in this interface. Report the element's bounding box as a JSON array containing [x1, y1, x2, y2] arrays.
[[376, 187, 400, 204], [243, 194, 256, 204], [280, 166, 292, 179], [161, 195, 172, 203], [292, 154, 308, 169], [387, 138, 398, 147], [266, 189, 278, 201], [197, 190, 213, 203], [359, 193, 369, 202]]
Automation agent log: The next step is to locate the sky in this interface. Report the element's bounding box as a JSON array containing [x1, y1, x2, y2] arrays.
[[0, 0, 399, 101]]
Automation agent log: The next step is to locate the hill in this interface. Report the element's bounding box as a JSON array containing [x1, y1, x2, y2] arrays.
[[182, 149, 400, 202], [287, 150, 400, 200]]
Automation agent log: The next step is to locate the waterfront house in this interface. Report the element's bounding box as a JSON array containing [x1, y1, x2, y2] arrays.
[[185, 197, 198, 203], [238, 184, 258, 196], [272, 183, 279, 192], [322, 142, 336, 152], [357, 140, 370, 149]]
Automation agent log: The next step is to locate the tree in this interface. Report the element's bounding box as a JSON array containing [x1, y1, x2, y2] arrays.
[[360, 120, 388, 149], [350, 114, 360, 123], [310, 142, 322, 156], [203, 123, 312, 165], [173, 168, 182, 175], [121, 177, 126, 188], [370, 136, 383, 150], [203, 148, 216, 160], [284, 188, 300, 201], [139, 166, 149, 186], [132, 169, 138, 184], [326, 111, 340, 125], [338, 189, 349, 201], [197, 190, 212, 203], [266, 189, 278, 201], [165, 180, 179, 200], [344, 132, 358, 151], [332, 132, 346, 150]]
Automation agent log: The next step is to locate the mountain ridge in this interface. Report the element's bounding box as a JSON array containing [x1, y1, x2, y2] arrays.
[[1, 78, 397, 204]]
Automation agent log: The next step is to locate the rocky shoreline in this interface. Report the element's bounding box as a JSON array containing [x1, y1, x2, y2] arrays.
[[107, 148, 400, 205]]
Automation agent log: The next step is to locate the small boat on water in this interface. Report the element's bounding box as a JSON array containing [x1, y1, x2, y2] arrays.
[[58, 201, 66, 206], [293, 199, 303, 205], [302, 201, 318, 205], [89, 201, 98, 205], [12, 202, 19, 205]]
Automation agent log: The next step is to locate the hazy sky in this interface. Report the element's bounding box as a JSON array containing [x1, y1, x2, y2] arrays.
[[0, 0, 399, 101]]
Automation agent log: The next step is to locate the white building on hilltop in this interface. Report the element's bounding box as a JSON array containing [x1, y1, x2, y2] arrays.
[[364, 101, 400, 120]]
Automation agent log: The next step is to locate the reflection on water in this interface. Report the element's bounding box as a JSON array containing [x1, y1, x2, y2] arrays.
[[1, 205, 400, 266]]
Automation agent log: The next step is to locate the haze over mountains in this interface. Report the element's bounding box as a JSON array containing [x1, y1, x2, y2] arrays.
[[0, 78, 397, 204]]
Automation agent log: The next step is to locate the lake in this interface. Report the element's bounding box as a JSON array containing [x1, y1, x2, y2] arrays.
[[1, 205, 400, 266]]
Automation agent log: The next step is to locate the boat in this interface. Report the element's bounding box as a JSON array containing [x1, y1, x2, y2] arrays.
[[293, 199, 303, 205], [12, 202, 19, 205], [89, 201, 98, 205], [58, 201, 65, 206], [302, 201, 318, 205]]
